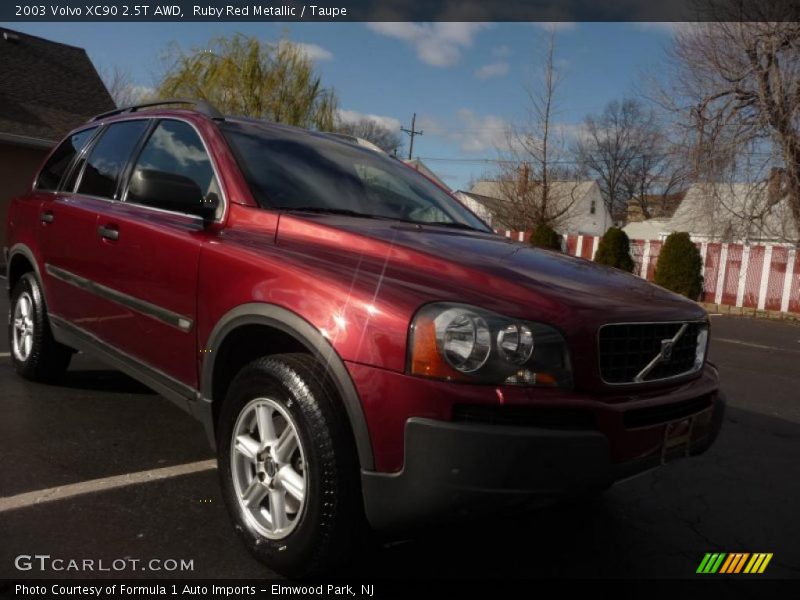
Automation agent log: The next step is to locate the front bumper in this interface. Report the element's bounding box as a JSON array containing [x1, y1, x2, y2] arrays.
[[361, 392, 725, 532]]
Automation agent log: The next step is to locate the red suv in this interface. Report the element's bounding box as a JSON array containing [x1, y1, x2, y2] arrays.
[[5, 100, 724, 576]]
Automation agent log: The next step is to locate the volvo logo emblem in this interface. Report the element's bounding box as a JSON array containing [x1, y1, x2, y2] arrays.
[[660, 339, 675, 362]]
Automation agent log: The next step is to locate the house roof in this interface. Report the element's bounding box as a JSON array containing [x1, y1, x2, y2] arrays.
[[453, 190, 508, 215], [669, 182, 798, 243], [0, 28, 115, 144], [626, 192, 686, 220], [403, 158, 450, 190]]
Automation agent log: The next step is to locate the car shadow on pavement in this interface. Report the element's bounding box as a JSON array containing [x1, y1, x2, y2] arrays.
[[357, 406, 800, 579], [54, 368, 157, 395]]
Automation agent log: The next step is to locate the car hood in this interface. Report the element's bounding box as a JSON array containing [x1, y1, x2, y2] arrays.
[[275, 214, 706, 323]]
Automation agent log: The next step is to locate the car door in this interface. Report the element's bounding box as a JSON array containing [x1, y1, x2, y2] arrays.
[[87, 118, 223, 388], [38, 121, 150, 328]]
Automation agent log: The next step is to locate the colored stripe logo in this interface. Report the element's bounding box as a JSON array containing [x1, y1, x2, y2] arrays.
[[697, 552, 773, 574]]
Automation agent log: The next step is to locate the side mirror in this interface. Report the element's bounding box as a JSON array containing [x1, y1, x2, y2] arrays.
[[128, 169, 218, 222], [198, 192, 220, 222]]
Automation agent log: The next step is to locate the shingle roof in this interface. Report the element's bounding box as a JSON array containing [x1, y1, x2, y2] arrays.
[[0, 28, 115, 143]]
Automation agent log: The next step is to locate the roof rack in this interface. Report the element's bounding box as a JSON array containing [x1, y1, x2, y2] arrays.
[[90, 98, 224, 122]]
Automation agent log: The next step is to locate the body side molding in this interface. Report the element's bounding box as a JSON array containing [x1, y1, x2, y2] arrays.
[[45, 263, 193, 332]]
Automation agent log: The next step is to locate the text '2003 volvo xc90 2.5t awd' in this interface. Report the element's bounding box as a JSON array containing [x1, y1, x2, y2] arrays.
[[5, 100, 724, 576]]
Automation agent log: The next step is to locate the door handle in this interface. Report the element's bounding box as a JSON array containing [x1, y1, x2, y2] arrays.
[[40, 211, 54, 224], [97, 225, 119, 241]]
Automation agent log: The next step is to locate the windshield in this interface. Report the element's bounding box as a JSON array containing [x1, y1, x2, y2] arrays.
[[221, 121, 491, 231]]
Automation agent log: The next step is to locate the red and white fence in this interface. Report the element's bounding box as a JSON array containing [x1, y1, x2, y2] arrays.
[[498, 229, 800, 315]]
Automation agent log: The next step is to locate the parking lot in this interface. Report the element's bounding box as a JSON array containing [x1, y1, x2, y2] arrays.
[[1, 287, 799, 581]]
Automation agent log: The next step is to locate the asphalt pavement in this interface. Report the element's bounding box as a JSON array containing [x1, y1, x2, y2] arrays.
[[1, 287, 799, 580]]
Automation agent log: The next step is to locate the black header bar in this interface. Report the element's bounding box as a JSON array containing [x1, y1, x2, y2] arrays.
[[2, 0, 800, 22]]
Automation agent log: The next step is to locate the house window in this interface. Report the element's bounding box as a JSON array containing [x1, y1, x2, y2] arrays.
[[590, 199, 596, 215]]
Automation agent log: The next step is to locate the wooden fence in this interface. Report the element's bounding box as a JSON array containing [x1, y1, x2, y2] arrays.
[[497, 230, 800, 315]]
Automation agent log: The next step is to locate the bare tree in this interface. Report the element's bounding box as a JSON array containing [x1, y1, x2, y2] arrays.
[[620, 122, 689, 221], [335, 117, 404, 155], [573, 99, 653, 220], [663, 17, 800, 239], [491, 31, 579, 231], [101, 66, 150, 108]]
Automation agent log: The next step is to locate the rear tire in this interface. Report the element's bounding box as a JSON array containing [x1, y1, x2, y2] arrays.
[[217, 353, 364, 577], [9, 273, 72, 382]]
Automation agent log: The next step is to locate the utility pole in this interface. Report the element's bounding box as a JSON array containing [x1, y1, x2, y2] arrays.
[[401, 113, 423, 160]]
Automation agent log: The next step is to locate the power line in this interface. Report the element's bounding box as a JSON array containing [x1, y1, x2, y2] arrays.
[[417, 151, 778, 165], [401, 113, 424, 160]]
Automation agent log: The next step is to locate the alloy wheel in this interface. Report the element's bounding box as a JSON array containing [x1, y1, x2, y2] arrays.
[[230, 397, 308, 539]]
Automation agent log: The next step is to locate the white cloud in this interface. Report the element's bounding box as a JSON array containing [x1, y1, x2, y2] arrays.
[[366, 22, 489, 67], [414, 114, 445, 136], [451, 109, 511, 154], [337, 108, 401, 132], [128, 85, 154, 102], [475, 61, 509, 80], [280, 41, 333, 62]]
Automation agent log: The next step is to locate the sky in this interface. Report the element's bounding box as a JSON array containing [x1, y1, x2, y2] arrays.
[[2, 21, 679, 189]]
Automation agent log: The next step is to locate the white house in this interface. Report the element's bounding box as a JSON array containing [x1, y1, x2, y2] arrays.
[[623, 179, 799, 244], [455, 179, 613, 237], [453, 190, 501, 226]]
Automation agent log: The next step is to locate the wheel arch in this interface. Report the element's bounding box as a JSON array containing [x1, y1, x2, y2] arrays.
[[6, 244, 41, 296], [200, 303, 374, 470]]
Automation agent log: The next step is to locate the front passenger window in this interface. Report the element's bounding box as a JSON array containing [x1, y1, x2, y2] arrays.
[[126, 120, 220, 216]]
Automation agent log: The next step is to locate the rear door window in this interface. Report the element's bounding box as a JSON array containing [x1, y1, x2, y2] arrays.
[[76, 120, 149, 200], [36, 128, 97, 191]]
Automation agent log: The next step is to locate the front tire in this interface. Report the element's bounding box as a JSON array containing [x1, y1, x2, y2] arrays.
[[217, 353, 363, 577], [9, 273, 72, 382]]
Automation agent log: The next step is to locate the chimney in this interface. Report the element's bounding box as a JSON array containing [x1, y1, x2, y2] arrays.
[[767, 167, 785, 204]]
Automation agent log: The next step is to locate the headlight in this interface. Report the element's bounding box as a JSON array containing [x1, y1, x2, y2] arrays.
[[437, 308, 492, 372], [409, 303, 572, 387]]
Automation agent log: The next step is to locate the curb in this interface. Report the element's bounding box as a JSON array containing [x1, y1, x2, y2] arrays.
[[698, 302, 800, 324]]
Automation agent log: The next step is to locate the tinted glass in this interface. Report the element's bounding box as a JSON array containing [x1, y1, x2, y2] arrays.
[[222, 121, 490, 231], [77, 120, 149, 199], [126, 120, 219, 214], [36, 128, 96, 191]]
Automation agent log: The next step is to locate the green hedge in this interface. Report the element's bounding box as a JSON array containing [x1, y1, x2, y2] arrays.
[[594, 227, 634, 272], [654, 232, 704, 299], [529, 224, 562, 251]]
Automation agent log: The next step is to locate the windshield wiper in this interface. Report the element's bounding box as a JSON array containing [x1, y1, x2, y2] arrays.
[[282, 208, 488, 232], [282, 207, 378, 218], [421, 221, 487, 232], [282, 207, 422, 226]]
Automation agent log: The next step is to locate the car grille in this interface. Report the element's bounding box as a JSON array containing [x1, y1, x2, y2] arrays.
[[598, 322, 704, 384]]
